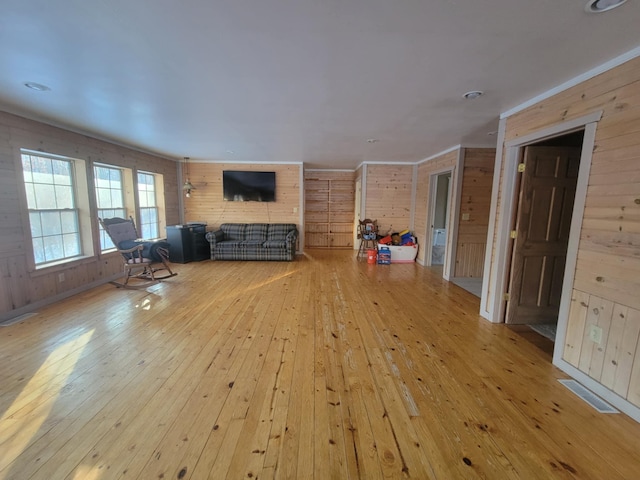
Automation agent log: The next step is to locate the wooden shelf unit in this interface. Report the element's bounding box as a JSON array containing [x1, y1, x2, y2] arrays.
[[304, 172, 355, 249]]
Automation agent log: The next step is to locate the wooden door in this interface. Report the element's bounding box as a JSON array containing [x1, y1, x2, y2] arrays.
[[506, 146, 581, 324]]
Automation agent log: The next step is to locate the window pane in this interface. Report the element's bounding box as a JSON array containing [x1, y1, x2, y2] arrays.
[[95, 166, 109, 182], [34, 183, 56, 209], [139, 191, 149, 207], [110, 168, 121, 182], [22, 156, 33, 182], [110, 190, 123, 208], [63, 233, 81, 257], [44, 235, 64, 262], [101, 230, 115, 249], [33, 156, 53, 178], [32, 237, 45, 264], [29, 212, 43, 238], [24, 183, 36, 209], [140, 207, 150, 224], [60, 210, 77, 234], [97, 188, 111, 208], [41, 211, 62, 236], [52, 159, 72, 185], [55, 185, 74, 209]]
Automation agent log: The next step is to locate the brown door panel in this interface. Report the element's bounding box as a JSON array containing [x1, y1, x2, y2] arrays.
[[506, 146, 581, 325]]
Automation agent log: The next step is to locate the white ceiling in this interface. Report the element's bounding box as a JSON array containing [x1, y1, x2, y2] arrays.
[[0, 0, 639, 169]]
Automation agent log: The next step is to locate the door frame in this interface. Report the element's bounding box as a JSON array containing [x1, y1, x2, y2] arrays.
[[481, 111, 602, 326], [426, 165, 458, 279], [353, 178, 362, 249], [480, 111, 640, 423]]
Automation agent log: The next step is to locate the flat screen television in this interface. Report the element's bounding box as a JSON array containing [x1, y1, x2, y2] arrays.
[[223, 170, 276, 202]]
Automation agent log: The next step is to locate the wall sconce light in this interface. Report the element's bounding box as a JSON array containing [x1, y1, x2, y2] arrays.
[[182, 157, 196, 198]]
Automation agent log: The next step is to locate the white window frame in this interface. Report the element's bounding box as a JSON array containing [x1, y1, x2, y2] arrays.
[[21, 150, 92, 268], [137, 171, 160, 240], [94, 163, 127, 251]]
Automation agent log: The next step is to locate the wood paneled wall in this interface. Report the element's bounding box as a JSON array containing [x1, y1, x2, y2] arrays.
[[304, 170, 355, 248], [564, 290, 640, 406], [454, 148, 495, 277], [500, 55, 640, 408], [183, 162, 301, 231], [0, 111, 179, 320], [365, 164, 414, 236], [414, 151, 458, 264]]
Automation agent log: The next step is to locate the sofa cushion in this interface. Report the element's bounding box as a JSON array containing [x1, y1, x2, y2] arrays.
[[221, 224, 246, 241], [263, 240, 286, 249], [267, 224, 296, 240], [245, 224, 269, 241], [241, 240, 264, 247], [217, 240, 242, 247]]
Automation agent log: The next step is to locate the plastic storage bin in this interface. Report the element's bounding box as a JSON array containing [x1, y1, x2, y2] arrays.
[[378, 244, 418, 263]]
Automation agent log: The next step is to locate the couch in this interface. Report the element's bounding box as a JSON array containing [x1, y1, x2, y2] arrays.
[[205, 223, 298, 261]]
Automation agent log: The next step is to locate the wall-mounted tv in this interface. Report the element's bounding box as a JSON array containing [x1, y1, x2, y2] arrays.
[[223, 170, 276, 202]]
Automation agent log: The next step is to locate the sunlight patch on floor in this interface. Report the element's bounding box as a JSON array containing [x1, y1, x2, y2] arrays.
[[0, 330, 95, 472]]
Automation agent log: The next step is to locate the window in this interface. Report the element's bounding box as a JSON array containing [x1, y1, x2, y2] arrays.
[[137, 171, 159, 239], [94, 164, 126, 250], [22, 152, 82, 265]]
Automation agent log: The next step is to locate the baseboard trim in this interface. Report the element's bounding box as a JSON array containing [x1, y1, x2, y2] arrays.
[[0, 272, 123, 323]]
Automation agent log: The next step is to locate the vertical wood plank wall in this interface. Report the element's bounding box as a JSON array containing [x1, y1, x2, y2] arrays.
[[0, 111, 179, 319], [183, 162, 301, 231], [500, 56, 640, 408], [414, 150, 458, 264], [454, 148, 495, 277], [304, 170, 355, 248], [365, 164, 414, 236]]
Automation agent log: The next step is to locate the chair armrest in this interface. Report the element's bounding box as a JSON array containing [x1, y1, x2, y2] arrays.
[[118, 244, 145, 254], [206, 230, 225, 245]]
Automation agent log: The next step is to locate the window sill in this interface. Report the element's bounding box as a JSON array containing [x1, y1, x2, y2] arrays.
[[31, 255, 96, 277]]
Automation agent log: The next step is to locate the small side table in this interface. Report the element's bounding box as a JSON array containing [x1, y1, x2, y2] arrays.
[[165, 223, 208, 263]]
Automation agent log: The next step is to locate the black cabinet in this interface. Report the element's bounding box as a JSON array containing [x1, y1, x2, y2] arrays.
[[165, 223, 209, 263]]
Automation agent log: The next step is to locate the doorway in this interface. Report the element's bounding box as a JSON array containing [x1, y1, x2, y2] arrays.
[[354, 178, 362, 249], [429, 171, 451, 266], [504, 131, 585, 342]]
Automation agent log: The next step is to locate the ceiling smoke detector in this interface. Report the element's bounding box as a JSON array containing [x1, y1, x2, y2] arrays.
[[585, 0, 627, 13], [463, 90, 483, 100]]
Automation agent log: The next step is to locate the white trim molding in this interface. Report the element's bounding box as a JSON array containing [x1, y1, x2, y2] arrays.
[[480, 117, 507, 321], [482, 111, 602, 323], [501, 45, 640, 119]]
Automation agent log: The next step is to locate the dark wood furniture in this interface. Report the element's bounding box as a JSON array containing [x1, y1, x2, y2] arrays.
[[165, 223, 208, 263]]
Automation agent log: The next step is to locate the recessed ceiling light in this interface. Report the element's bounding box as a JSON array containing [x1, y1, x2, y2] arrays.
[[585, 0, 627, 13], [225, 150, 235, 154], [463, 90, 483, 100], [24, 82, 51, 92]]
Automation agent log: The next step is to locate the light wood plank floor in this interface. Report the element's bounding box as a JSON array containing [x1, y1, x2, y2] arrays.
[[2, 249, 640, 479]]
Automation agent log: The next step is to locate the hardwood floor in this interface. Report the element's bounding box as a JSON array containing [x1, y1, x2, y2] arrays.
[[1, 249, 640, 479]]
